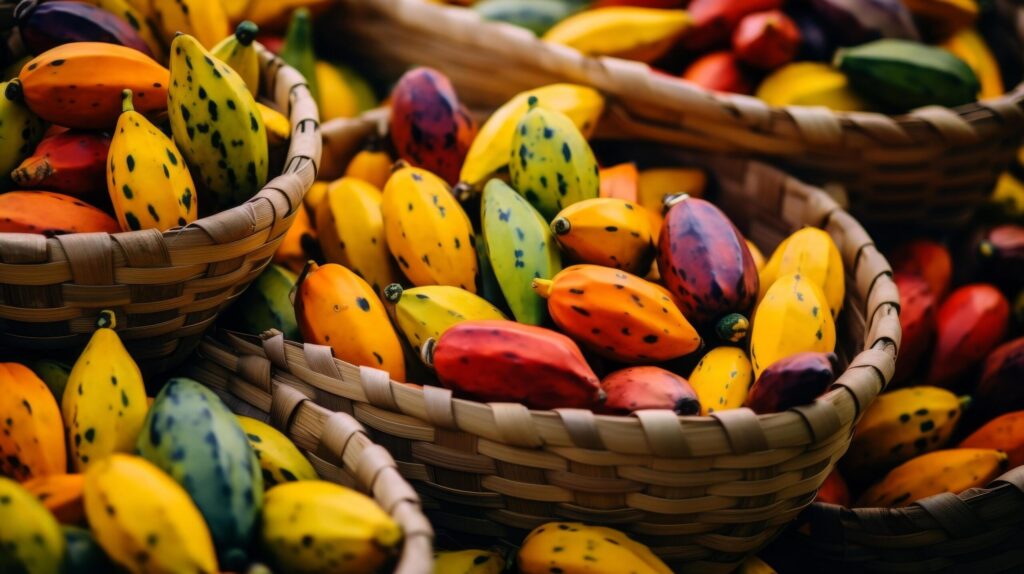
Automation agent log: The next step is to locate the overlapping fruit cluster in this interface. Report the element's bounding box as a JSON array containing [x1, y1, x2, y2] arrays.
[[442, 0, 1015, 112]]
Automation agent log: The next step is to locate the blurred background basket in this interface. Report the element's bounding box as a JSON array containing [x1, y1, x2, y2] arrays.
[[192, 112, 899, 573], [764, 466, 1024, 572], [321, 0, 1024, 233], [0, 46, 320, 375], [188, 348, 434, 574]]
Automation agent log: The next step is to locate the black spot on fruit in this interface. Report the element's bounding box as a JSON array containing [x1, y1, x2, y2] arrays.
[[126, 155, 135, 172], [198, 87, 207, 100], [571, 306, 590, 317], [643, 335, 659, 344], [356, 297, 370, 311], [373, 352, 383, 365], [561, 143, 572, 161], [147, 204, 160, 221], [84, 428, 95, 443]]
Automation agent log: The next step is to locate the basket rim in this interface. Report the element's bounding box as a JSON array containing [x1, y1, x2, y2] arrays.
[[199, 111, 900, 458], [339, 0, 1024, 133], [0, 44, 320, 270]]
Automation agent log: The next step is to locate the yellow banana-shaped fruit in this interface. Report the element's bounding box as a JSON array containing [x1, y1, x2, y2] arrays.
[[0, 363, 66, 481], [383, 283, 507, 351], [519, 522, 672, 574], [736, 556, 777, 574], [295, 262, 407, 382], [62, 311, 148, 472], [756, 62, 872, 111], [236, 416, 317, 488], [856, 449, 1007, 508], [0, 80, 46, 182], [551, 197, 655, 275], [758, 227, 844, 318], [315, 177, 399, 295], [258, 101, 291, 157], [382, 164, 478, 291], [746, 240, 766, 272], [688, 346, 754, 415], [316, 61, 360, 121], [108, 90, 197, 232], [78, 0, 165, 59], [150, 0, 229, 48], [750, 273, 836, 377], [168, 33, 268, 210], [542, 7, 691, 63], [458, 83, 604, 193], [434, 549, 504, 574], [942, 27, 1003, 100], [344, 137, 392, 190], [261, 480, 402, 574], [84, 454, 218, 574], [636, 167, 706, 213], [843, 386, 968, 480], [0, 476, 64, 574], [211, 21, 260, 96]]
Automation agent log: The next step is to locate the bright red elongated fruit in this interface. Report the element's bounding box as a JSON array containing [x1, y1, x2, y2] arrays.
[[599, 366, 700, 415], [658, 194, 759, 333], [426, 320, 603, 410], [682, 0, 784, 51], [892, 273, 936, 385], [815, 468, 850, 506], [680, 51, 753, 94], [11, 130, 110, 198], [960, 408, 1024, 468], [926, 284, 1009, 389], [389, 67, 477, 186], [732, 10, 801, 70], [889, 239, 952, 300], [745, 352, 838, 414], [973, 337, 1024, 417]]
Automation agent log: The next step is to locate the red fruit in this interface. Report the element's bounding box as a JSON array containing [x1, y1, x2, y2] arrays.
[[592, 0, 685, 7], [10, 130, 110, 198], [815, 469, 850, 506], [926, 284, 1010, 388], [888, 239, 952, 300], [978, 224, 1024, 288], [389, 67, 477, 186], [658, 195, 759, 331], [599, 367, 700, 415], [256, 34, 284, 54], [974, 337, 1024, 417], [0, 191, 119, 235], [680, 51, 753, 94], [732, 10, 800, 70], [892, 273, 936, 385], [682, 0, 784, 51], [960, 409, 1024, 468], [428, 320, 603, 410], [745, 352, 838, 414]]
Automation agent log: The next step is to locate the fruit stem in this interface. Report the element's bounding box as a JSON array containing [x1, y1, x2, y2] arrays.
[[421, 339, 436, 369], [452, 182, 473, 202], [390, 159, 408, 173], [97, 310, 116, 330], [531, 278, 554, 299], [527, 95, 539, 108], [122, 89, 134, 113], [235, 21, 259, 46], [715, 313, 749, 343], [663, 192, 690, 209], [959, 395, 972, 411], [383, 283, 404, 303], [551, 217, 571, 235], [4, 79, 23, 103]]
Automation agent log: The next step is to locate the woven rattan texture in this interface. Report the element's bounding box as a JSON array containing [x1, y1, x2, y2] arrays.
[[322, 0, 1024, 231], [188, 353, 434, 574], [0, 46, 321, 374], [189, 114, 898, 573]]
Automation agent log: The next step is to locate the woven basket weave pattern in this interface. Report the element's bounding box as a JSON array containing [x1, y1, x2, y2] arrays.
[[0, 47, 321, 374], [322, 0, 1024, 231], [190, 114, 899, 573]]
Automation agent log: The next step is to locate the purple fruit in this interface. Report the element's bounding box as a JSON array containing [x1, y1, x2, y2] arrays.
[[15, 0, 153, 57], [746, 352, 839, 414]]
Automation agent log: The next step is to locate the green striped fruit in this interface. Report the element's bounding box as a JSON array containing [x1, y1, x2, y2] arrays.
[[136, 378, 262, 571], [481, 178, 562, 325], [236, 416, 317, 489], [509, 96, 599, 220], [225, 264, 300, 340]]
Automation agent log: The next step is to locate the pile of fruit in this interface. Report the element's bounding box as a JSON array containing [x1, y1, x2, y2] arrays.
[[436, 0, 1017, 112], [812, 226, 1022, 510], [0, 311, 405, 574]]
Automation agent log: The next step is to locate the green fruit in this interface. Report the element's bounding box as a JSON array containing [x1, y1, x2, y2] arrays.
[[835, 39, 980, 111], [226, 264, 300, 339], [279, 8, 319, 105], [481, 178, 562, 325], [31, 359, 71, 402], [136, 378, 263, 571], [473, 0, 579, 36]]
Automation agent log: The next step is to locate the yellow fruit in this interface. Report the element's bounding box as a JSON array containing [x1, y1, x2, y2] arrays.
[[856, 449, 1007, 508], [383, 283, 507, 351], [750, 273, 836, 377], [543, 7, 691, 63], [756, 62, 872, 111], [636, 167, 706, 213], [942, 26, 1003, 100], [344, 138, 392, 190], [758, 227, 845, 318], [746, 240, 765, 272], [434, 549, 504, 574], [551, 198, 656, 275], [519, 522, 672, 574], [0, 476, 64, 574], [688, 346, 754, 415], [236, 416, 317, 488]]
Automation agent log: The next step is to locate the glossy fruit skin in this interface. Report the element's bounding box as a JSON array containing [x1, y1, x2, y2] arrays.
[[732, 10, 801, 70], [344, 141, 392, 190], [815, 469, 850, 506], [750, 273, 836, 377], [551, 197, 656, 275], [843, 386, 965, 481], [926, 284, 1009, 388], [271, 204, 316, 274], [236, 416, 317, 488], [16, 0, 153, 57], [973, 337, 1024, 418], [211, 20, 260, 96], [533, 265, 702, 363], [390, 67, 476, 186], [683, 0, 784, 51], [295, 263, 406, 381], [519, 522, 673, 574], [960, 409, 1024, 468], [23, 474, 85, 525], [0, 476, 65, 574], [434, 549, 505, 574], [856, 449, 1006, 508], [225, 264, 300, 340], [659, 196, 759, 333], [384, 284, 507, 352], [892, 273, 937, 384], [745, 352, 837, 414], [541, 7, 691, 63], [0, 79, 47, 182], [681, 51, 753, 94], [888, 239, 952, 299], [0, 363, 66, 481], [688, 346, 753, 414], [978, 224, 1023, 288], [11, 130, 110, 198], [758, 227, 845, 319], [429, 320, 603, 410], [149, 0, 230, 49], [600, 366, 700, 415], [19, 42, 168, 129], [0, 191, 119, 235]]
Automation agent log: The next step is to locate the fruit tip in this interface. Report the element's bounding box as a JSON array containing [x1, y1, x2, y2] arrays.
[[551, 217, 571, 235], [390, 159, 408, 173], [382, 283, 404, 303], [527, 95, 539, 108], [236, 21, 259, 46], [663, 192, 690, 209], [4, 79, 23, 103], [531, 278, 553, 298], [121, 89, 134, 113], [452, 182, 473, 201], [97, 310, 116, 330]]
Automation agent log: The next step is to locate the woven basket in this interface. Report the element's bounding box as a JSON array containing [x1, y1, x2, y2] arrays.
[[193, 112, 898, 572], [321, 0, 1024, 232], [764, 466, 1024, 573], [187, 344, 434, 574], [0, 46, 320, 375]]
